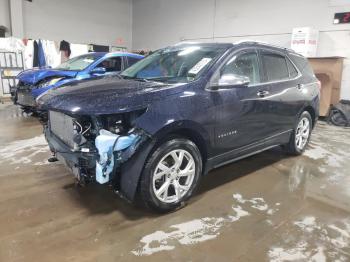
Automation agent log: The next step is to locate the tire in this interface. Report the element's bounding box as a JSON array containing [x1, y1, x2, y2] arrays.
[[139, 138, 202, 212], [285, 111, 312, 155]]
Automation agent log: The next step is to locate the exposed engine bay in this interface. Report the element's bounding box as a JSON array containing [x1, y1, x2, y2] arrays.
[[45, 110, 149, 187]]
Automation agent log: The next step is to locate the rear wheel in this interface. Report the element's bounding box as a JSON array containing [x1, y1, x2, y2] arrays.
[[285, 111, 312, 155], [139, 138, 202, 212]]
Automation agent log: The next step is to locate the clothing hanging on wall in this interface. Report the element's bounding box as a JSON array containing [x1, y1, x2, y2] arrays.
[[59, 40, 71, 62], [37, 40, 46, 67], [42, 40, 60, 68], [23, 39, 34, 69], [33, 40, 39, 67], [0, 37, 24, 52]]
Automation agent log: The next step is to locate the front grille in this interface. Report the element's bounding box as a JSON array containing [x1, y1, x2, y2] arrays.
[[78, 157, 89, 168], [49, 111, 75, 148], [17, 90, 35, 106], [17, 81, 32, 90]]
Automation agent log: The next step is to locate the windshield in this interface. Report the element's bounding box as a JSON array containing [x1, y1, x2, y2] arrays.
[[121, 45, 226, 83], [55, 54, 102, 71]]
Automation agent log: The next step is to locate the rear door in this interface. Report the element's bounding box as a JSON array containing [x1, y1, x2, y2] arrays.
[[259, 49, 304, 139], [213, 49, 272, 155]]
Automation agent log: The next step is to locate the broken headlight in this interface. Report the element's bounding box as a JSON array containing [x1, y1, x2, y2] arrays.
[[99, 109, 147, 135], [71, 117, 96, 151]]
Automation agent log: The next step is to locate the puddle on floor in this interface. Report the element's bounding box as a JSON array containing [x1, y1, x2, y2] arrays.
[[0, 134, 50, 169], [132, 193, 280, 256]]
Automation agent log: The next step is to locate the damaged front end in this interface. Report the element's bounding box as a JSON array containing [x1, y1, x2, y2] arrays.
[[44, 109, 150, 198]]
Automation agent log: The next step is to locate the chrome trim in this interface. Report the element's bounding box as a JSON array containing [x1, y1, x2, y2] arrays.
[[211, 129, 292, 161], [213, 144, 280, 169]]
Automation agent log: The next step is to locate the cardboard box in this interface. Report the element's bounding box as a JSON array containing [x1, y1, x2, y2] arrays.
[[308, 57, 344, 116]]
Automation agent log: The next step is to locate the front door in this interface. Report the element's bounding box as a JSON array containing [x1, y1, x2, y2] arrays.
[[212, 49, 272, 156], [94, 57, 123, 76]]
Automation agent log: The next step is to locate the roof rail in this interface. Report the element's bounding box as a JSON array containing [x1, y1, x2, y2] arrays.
[[174, 41, 201, 46], [233, 40, 295, 52]]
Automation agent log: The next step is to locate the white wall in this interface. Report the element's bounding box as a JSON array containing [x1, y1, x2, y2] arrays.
[[132, 0, 216, 50], [132, 0, 350, 100], [22, 0, 132, 49], [0, 0, 11, 34]]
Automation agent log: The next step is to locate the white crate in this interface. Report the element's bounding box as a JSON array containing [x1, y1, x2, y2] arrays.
[[291, 27, 319, 57]]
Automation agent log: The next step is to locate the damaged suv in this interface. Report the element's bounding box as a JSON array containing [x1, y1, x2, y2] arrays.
[[38, 42, 320, 212]]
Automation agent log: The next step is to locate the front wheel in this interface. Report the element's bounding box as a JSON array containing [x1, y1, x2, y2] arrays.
[[139, 138, 202, 212], [284, 111, 312, 155]]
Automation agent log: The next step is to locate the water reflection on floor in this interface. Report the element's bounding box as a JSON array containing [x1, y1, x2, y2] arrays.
[[0, 104, 349, 261]]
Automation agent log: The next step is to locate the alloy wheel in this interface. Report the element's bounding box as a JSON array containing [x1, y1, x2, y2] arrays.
[[295, 117, 310, 150], [152, 149, 196, 203]]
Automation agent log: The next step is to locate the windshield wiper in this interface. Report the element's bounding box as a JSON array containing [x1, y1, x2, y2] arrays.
[[120, 75, 152, 82], [123, 75, 173, 82], [144, 76, 174, 80]]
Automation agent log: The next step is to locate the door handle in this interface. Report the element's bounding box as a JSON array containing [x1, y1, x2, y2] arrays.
[[297, 84, 304, 90], [257, 90, 269, 97]]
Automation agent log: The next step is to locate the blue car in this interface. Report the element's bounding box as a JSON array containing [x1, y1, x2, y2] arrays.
[[12, 52, 144, 112]]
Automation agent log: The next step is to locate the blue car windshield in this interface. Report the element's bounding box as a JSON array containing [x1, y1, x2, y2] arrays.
[[121, 45, 226, 83], [55, 54, 102, 71]]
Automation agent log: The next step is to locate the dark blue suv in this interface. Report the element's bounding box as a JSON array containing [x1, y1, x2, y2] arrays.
[[39, 42, 320, 212]]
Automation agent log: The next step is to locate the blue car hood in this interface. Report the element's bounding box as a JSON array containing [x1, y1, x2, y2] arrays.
[[17, 68, 78, 85], [38, 76, 186, 115]]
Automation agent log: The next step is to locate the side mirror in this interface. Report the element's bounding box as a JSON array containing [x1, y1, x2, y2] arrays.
[[212, 74, 250, 89], [90, 67, 106, 75]]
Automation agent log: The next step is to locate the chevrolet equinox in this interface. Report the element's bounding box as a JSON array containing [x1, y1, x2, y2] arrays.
[[38, 42, 320, 212]]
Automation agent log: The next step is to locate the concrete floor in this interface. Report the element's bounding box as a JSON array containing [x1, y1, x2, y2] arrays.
[[0, 103, 350, 262]]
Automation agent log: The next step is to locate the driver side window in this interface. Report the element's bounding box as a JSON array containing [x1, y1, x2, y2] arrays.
[[221, 52, 261, 85], [97, 57, 122, 72]]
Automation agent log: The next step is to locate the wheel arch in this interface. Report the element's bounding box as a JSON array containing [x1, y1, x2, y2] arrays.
[[302, 105, 316, 128], [150, 120, 210, 165], [118, 120, 210, 202]]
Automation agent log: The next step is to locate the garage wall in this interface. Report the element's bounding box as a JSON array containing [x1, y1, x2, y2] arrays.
[[0, 0, 11, 34], [132, 0, 216, 50], [22, 0, 132, 49], [132, 0, 350, 99]]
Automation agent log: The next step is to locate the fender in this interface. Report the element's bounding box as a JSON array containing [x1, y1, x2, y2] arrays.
[[119, 138, 157, 202], [119, 120, 211, 202]]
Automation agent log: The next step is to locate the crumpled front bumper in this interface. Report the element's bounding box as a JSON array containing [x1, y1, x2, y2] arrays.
[[17, 89, 36, 107], [44, 126, 97, 181], [44, 123, 155, 202]]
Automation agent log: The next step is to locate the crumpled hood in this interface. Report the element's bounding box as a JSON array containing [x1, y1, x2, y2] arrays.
[[38, 76, 186, 115], [17, 68, 78, 85]]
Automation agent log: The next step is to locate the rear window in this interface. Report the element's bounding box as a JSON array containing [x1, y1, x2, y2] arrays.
[[288, 53, 314, 76], [286, 58, 299, 78], [262, 53, 289, 81]]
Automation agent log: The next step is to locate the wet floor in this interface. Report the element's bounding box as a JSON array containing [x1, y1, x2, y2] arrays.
[[0, 103, 349, 262]]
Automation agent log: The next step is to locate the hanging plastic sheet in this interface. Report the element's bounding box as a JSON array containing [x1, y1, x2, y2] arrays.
[[95, 129, 140, 184]]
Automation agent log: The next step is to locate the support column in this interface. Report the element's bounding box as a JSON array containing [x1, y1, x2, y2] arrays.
[[10, 0, 24, 38]]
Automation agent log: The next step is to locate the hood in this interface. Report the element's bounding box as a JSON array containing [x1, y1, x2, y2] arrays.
[[17, 68, 78, 85], [38, 76, 187, 115]]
